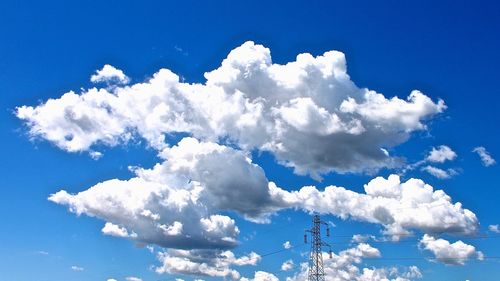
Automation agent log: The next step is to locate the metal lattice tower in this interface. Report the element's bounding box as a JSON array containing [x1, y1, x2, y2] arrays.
[[304, 214, 332, 281]]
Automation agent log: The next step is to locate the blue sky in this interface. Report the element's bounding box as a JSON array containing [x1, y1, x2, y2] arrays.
[[1, 1, 499, 280]]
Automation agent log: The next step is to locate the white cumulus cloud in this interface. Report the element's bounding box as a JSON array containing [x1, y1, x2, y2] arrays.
[[426, 145, 457, 163], [16, 42, 483, 280], [16, 41, 445, 177], [270, 174, 478, 239], [48, 138, 277, 249], [102, 222, 137, 238], [48, 137, 478, 250], [90, 64, 130, 85], [155, 249, 260, 280], [47, 135, 479, 252], [286, 243, 421, 281], [419, 234, 483, 265]]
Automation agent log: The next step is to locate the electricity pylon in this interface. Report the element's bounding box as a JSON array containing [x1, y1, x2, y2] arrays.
[[304, 214, 332, 281]]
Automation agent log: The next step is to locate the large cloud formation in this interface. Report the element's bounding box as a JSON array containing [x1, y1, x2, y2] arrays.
[[17, 42, 479, 278], [49, 138, 274, 249], [49, 138, 478, 252], [17, 41, 445, 178], [270, 174, 478, 239]]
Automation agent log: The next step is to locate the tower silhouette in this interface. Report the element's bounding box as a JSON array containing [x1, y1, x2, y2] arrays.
[[304, 214, 332, 281]]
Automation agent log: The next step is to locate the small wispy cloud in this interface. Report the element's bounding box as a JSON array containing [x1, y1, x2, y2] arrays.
[[351, 234, 376, 243], [422, 166, 458, 179], [71, 265, 84, 272], [174, 45, 189, 56], [126, 277, 143, 281], [488, 224, 500, 233], [281, 259, 294, 271], [89, 151, 103, 160], [472, 146, 496, 167], [401, 145, 459, 179]]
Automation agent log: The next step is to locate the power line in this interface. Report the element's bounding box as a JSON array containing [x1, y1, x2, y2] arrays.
[[252, 223, 500, 257], [327, 234, 500, 245], [259, 243, 500, 262], [258, 235, 500, 259], [260, 244, 306, 257], [256, 233, 500, 255], [369, 256, 500, 261], [328, 230, 500, 239]]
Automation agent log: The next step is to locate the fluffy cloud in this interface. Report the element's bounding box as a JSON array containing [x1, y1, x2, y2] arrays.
[[472, 147, 496, 167], [48, 137, 279, 249], [48, 135, 478, 251], [16, 41, 445, 177], [270, 174, 478, 239], [283, 241, 292, 249], [419, 234, 483, 265], [421, 166, 458, 179], [154, 249, 260, 280], [102, 222, 137, 238], [19, 42, 483, 279], [286, 244, 421, 281], [426, 145, 457, 163], [281, 259, 295, 271], [90, 64, 130, 85], [241, 271, 279, 281], [48, 135, 478, 253]]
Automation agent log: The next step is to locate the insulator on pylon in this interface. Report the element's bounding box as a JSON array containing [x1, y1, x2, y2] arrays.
[[304, 234, 307, 244], [329, 250, 333, 259], [326, 227, 330, 237]]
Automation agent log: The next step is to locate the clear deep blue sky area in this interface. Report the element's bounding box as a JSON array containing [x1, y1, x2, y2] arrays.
[[1, 1, 499, 281]]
